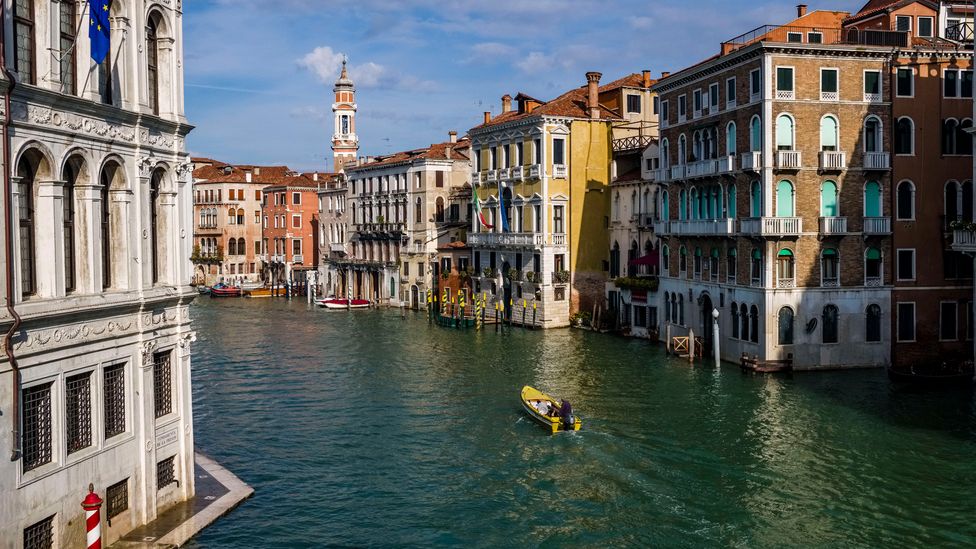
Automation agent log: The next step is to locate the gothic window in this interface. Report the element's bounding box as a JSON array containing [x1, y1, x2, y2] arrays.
[[147, 15, 160, 115], [866, 304, 882, 343], [897, 180, 915, 220], [741, 303, 749, 342], [731, 302, 739, 339], [749, 305, 759, 343], [150, 170, 162, 284], [895, 117, 914, 155], [823, 305, 839, 344], [778, 307, 794, 345], [63, 161, 78, 293], [17, 153, 36, 297], [821, 180, 838, 217]]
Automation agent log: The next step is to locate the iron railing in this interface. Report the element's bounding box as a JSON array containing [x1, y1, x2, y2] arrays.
[[104, 364, 126, 438], [722, 25, 908, 52]]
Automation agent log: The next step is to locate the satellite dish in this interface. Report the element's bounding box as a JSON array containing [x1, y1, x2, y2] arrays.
[[805, 318, 818, 334]]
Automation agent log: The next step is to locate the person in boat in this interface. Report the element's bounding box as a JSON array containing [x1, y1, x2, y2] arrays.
[[559, 400, 574, 427], [535, 400, 552, 416]]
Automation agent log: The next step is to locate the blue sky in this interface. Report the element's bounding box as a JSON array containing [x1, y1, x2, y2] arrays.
[[184, 0, 863, 172]]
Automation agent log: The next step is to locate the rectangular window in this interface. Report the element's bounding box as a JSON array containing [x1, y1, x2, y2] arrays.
[[534, 138, 542, 164], [553, 205, 564, 234], [750, 68, 761, 99], [502, 146, 509, 168], [945, 69, 959, 97], [660, 100, 669, 125], [106, 479, 129, 520], [626, 94, 641, 113], [292, 214, 301, 228], [895, 15, 912, 32], [436, 171, 444, 187], [821, 68, 838, 100], [678, 95, 687, 118], [864, 70, 881, 101], [292, 192, 301, 205], [24, 515, 54, 549], [153, 351, 172, 419], [59, 1, 76, 95], [254, 211, 260, 223], [693, 89, 702, 114], [516, 142, 524, 165], [897, 302, 916, 342], [940, 302, 958, 341], [897, 249, 916, 281], [14, 0, 35, 85], [403, 262, 409, 276], [776, 67, 794, 97], [293, 239, 302, 255], [807, 32, 823, 44], [709, 83, 719, 109], [65, 372, 92, 455], [255, 190, 262, 201], [652, 96, 659, 115], [787, 32, 802, 43], [157, 456, 176, 490], [22, 382, 53, 472], [726, 77, 736, 106], [917, 16, 933, 37], [896, 68, 913, 97], [553, 138, 565, 165], [103, 363, 125, 438]]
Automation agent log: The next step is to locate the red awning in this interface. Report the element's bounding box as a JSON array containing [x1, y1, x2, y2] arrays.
[[628, 254, 659, 267]]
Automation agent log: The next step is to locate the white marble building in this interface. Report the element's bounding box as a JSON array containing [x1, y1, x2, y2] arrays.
[[0, 1, 195, 547]]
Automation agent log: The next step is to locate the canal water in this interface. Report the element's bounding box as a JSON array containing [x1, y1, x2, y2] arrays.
[[186, 298, 976, 548]]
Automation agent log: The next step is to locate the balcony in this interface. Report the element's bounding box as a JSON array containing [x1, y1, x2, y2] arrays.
[[687, 159, 718, 179], [472, 172, 482, 185], [864, 152, 890, 170], [486, 170, 498, 183], [740, 152, 761, 172], [819, 151, 846, 171], [467, 232, 545, 248], [551, 233, 567, 247], [653, 221, 670, 234], [553, 164, 568, 179], [527, 164, 542, 179], [776, 90, 795, 100], [510, 166, 524, 181], [497, 168, 511, 181], [717, 155, 736, 174], [670, 164, 687, 180], [819, 216, 848, 235], [650, 168, 667, 182], [638, 215, 655, 229], [953, 230, 976, 253], [740, 216, 802, 237], [668, 218, 736, 236], [863, 217, 891, 235], [293, 254, 305, 265], [776, 150, 802, 170]]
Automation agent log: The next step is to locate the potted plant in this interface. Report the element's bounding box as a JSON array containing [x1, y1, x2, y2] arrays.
[[553, 270, 570, 284]]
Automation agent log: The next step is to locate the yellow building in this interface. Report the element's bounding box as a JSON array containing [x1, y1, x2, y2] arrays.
[[468, 71, 658, 327]]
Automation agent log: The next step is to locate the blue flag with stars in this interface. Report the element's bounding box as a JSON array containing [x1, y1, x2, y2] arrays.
[[89, 0, 111, 64]]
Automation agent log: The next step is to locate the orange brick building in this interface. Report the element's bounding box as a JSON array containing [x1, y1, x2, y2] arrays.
[[262, 176, 331, 290]]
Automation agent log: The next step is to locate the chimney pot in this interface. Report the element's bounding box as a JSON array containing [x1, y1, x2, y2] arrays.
[[449, 130, 458, 143], [797, 4, 807, 17], [483, 111, 492, 124], [586, 71, 602, 119], [642, 70, 652, 88], [661, 71, 671, 79], [501, 94, 513, 113]]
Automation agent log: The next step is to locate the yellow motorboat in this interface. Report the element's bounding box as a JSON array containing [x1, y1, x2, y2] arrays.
[[520, 386, 581, 434]]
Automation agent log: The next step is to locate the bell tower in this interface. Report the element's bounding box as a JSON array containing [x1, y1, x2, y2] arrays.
[[332, 59, 359, 173]]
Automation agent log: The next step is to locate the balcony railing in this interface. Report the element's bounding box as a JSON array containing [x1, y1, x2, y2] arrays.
[[497, 168, 511, 181], [468, 232, 544, 248], [553, 164, 568, 179], [776, 90, 795, 100], [946, 22, 973, 42], [864, 152, 890, 170], [778, 277, 796, 289], [651, 168, 667, 182], [528, 164, 541, 179], [863, 217, 891, 235], [953, 230, 976, 252], [551, 233, 566, 247], [687, 159, 718, 179], [741, 216, 802, 236], [472, 172, 482, 185], [741, 152, 761, 172], [776, 150, 802, 170], [721, 25, 908, 53], [819, 216, 848, 234], [486, 170, 498, 183], [718, 155, 736, 174], [819, 151, 846, 171], [671, 164, 687, 180], [820, 91, 839, 102], [510, 166, 524, 181], [865, 276, 883, 287], [653, 221, 670, 234], [293, 254, 304, 264], [668, 218, 736, 236]]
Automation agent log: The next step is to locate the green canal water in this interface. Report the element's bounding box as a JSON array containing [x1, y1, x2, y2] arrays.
[[185, 298, 976, 548]]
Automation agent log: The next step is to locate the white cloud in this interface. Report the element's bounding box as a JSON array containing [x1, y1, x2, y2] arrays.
[[297, 46, 435, 91]]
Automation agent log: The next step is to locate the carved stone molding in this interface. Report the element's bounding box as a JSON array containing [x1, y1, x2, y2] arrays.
[[13, 318, 135, 352], [11, 101, 136, 142], [142, 340, 158, 365]]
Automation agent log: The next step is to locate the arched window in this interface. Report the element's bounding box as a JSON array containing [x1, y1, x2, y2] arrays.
[[228, 238, 237, 256], [664, 292, 670, 321], [726, 121, 737, 156], [895, 117, 914, 155], [896, 180, 915, 220], [820, 115, 839, 151], [727, 185, 737, 218], [864, 116, 882, 153], [750, 181, 761, 217], [662, 190, 669, 221], [821, 181, 838, 217], [750, 115, 762, 152], [661, 138, 670, 169], [661, 244, 670, 277], [414, 197, 421, 224], [776, 114, 794, 151], [740, 303, 749, 342], [727, 248, 737, 283], [228, 207, 236, 225], [690, 188, 698, 220], [778, 307, 794, 345], [749, 305, 759, 343], [945, 181, 961, 222], [823, 304, 839, 344], [694, 246, 702, 276], [731, 302, 740, 339], [610, 241, 620, 278], [679, 189, 687, 220], [435, 196, 445, 222], [822, 248, 839, 287], [943, 119, 959, 155], [613, 192, 620, 221], [17, 153, 38, 296], [149, 169, 162, 284], [679, 294, 685, 325], [100, 166, 113, 289], [777, 249, 795, 286], [147, 14, 161, 115], [964, 180, 974, 222], [864, 181, 881, 217], [959, 119, 974, 155], [629, 240, 639, 277], [751, 248, 762, 285], [678, 134, 687, 164], [865, 247, 882, 284], [679, 246, 687, 273], [693, 130, 702, 161], [62, 160, 78, 293], [59, 0, 76, 95], [671, 294, 678, 324], [236, 208, 245, 225], [866, 304, 882, 342], [776, 180, 794, 217]]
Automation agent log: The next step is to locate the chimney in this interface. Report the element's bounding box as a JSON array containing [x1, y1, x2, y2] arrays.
[[797, 4, 807, 18], [483, 111, 492, 124], [501, 94, 512, 113], [313, 173, 319, 182], [254, 167, 261, 176], [642, 70, 652, 89], [245, 171, 252, 183], [661, 71, 671, 79], [586, 71, 602, 119], [449, 130, 458, 143]]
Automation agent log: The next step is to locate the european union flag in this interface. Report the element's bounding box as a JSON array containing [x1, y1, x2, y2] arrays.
[[89, 0, 111, 64]]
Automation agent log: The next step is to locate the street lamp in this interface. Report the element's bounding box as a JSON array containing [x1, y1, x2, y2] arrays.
[[712, 308, 721, 368]]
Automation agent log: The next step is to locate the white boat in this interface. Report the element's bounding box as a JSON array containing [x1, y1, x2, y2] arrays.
[[316, 298, 370, 309]]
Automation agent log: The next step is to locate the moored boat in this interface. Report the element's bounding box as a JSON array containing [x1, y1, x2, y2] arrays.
[[209, 283, 242, 298], [315, 298, 370, 309], [196, 286, 211, 295], [244, 287, 273, 298], [888, 361, 974, 388], [520, 386, 581, 434]]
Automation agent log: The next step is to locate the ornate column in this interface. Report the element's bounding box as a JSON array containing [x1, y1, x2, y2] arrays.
[[159, 190, 179, 286], [75, 183, 103, 294], [110, 188, 134, 291]]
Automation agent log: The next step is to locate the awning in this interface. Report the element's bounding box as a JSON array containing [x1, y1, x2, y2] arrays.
[[628, 253, 660, 267]]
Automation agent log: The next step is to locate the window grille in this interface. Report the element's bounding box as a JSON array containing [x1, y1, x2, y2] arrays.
[[157, 456, 176, 490], [24, 515, 54, 549], [65, 372, 92, 454], [22, 383, 52, 472], [106, 479, 129, 519], [104, 364, 126, 438], [153, 352, 172, 418]]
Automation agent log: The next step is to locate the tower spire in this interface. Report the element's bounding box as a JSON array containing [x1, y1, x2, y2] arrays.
[[332, 57, 358, 173]]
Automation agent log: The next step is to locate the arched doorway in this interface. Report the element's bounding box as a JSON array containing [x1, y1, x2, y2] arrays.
[[411, 285, 420, 309], [700, 292, 714, 356]]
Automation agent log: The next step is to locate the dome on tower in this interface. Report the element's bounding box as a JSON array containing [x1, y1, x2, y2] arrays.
[[334, 59, 355, 93]]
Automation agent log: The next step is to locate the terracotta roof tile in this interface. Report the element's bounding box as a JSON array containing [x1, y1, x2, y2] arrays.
[[473, 84, 623, 130], [347, 138, 470, 171]]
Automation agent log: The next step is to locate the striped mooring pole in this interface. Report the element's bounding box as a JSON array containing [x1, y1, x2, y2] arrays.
[[82, 483, 103, 549]]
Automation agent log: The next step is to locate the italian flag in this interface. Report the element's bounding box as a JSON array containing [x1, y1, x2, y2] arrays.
[[472, 186, 493, 230]]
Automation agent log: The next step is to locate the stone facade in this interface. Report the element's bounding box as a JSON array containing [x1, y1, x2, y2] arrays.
[[0, 1, 196, 546]]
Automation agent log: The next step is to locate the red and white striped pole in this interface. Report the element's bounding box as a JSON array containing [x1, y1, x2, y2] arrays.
[[81, 483, 103, 549]]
